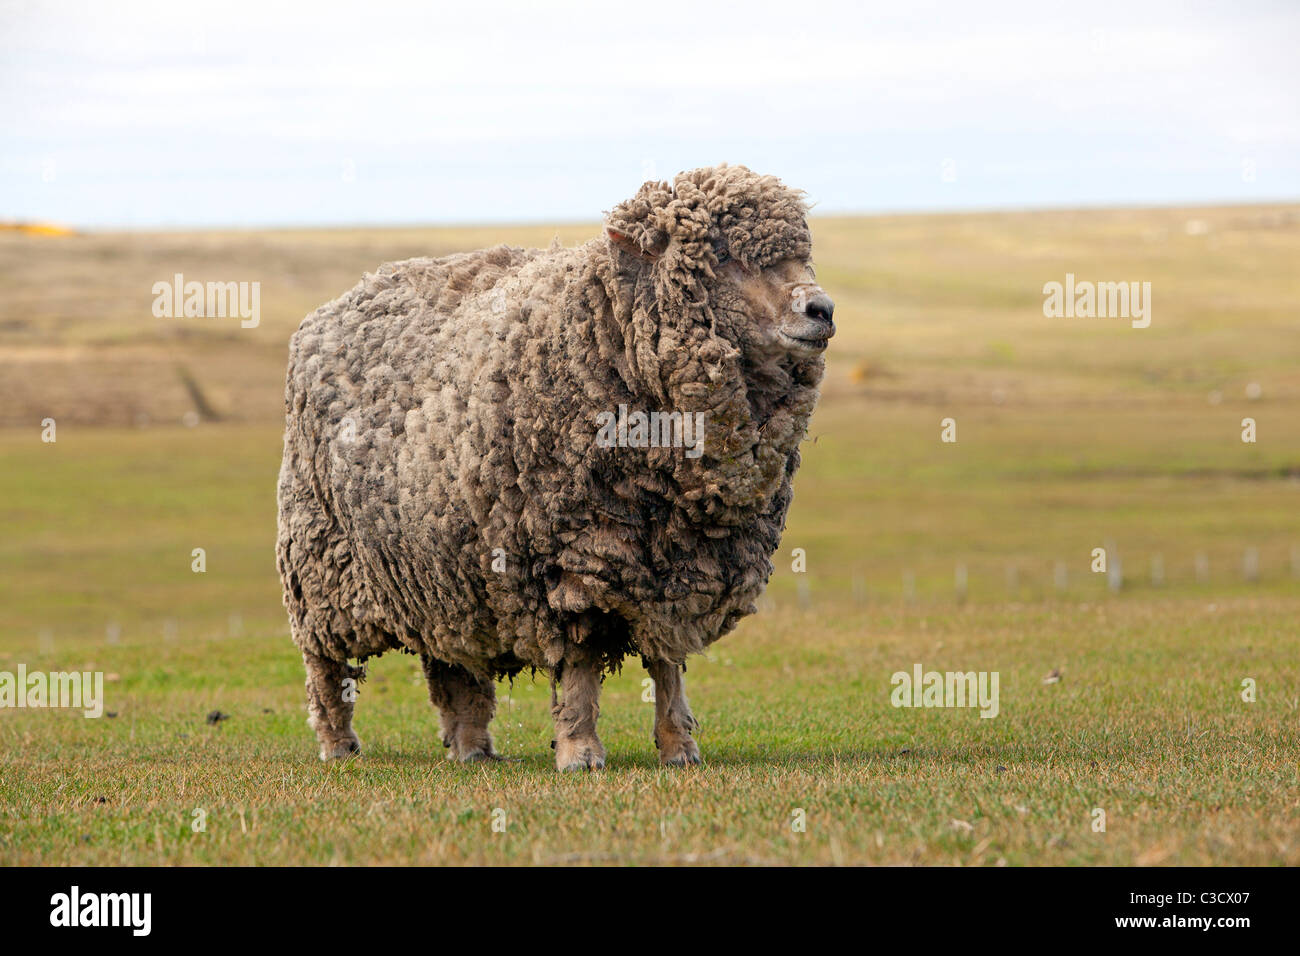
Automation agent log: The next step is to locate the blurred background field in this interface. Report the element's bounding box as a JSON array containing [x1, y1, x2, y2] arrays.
[[1, 207, 1298, 865]]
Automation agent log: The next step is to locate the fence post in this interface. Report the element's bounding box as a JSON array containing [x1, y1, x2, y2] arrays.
[[1243, 547, 1260, 583], [1106, 541, 1123, 593]]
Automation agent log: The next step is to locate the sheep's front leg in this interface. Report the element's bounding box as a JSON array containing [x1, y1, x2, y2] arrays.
[[303, 650, 363, 760], [551, 655, 606, 771], [646, 658, 701, 766], [421, 655, 499, 762]]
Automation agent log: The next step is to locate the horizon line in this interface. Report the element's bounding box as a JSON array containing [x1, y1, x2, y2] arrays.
[[9, 195, 1299, 235]]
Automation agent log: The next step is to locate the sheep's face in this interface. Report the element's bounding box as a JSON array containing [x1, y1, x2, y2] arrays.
[[712, 253, 835, 359], [605, 163, 833, 362]]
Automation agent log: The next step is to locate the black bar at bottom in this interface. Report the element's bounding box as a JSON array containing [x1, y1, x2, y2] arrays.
[[0, 865, 1285, 943]]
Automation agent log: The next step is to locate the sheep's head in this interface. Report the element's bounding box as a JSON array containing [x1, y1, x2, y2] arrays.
[[604, 164, 834, 362], [601, 165, 829, 514]]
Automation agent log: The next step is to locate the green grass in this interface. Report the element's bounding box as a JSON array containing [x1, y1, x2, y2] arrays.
[[1, 593, 1296, 865], [1, 206, 1298, 865]]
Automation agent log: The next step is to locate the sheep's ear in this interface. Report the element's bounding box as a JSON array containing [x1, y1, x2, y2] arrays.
[[606, 226, 662, 261]]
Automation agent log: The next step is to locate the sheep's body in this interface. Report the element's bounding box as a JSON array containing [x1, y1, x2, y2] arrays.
[[278, 165, 832, 768]]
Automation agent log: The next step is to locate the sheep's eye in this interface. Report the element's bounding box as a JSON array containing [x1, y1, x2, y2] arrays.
[[715, 248, 731, 265]]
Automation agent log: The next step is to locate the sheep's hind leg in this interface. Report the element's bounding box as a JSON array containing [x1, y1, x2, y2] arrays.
[[551, 651, 606, 772], [303, 650, 363, 760], [646, 658, 701, 766], [421, 655, 500, 762]]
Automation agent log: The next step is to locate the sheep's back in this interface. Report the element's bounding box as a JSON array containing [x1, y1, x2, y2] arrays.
[[282, 243, 571, 670]]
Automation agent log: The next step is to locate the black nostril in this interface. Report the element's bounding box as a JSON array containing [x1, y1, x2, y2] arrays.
[[804, 294, 835, 324]]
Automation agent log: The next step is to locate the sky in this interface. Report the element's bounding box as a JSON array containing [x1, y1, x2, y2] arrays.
[[2, 0, 1297, 228]]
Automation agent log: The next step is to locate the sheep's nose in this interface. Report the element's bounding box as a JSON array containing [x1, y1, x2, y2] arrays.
[[804, 293, 835, 324]]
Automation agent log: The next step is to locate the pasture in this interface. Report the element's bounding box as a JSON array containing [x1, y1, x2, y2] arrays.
[[1, 205, 1297, 864]]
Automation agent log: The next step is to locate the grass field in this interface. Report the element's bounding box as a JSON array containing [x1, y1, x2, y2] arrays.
[[1, 206, 1298, 865]]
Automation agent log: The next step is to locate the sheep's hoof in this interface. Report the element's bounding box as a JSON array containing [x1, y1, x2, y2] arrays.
[[661, 751, 702, 767], [658, 737, 701, 767], [319, 736, 362, 761], [555, 740, 605, 772], [451, 748, 502, 764], [559, 755, 605, 772]]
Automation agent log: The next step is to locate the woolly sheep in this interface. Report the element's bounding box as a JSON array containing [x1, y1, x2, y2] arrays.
[[277, 164, 836, 770]]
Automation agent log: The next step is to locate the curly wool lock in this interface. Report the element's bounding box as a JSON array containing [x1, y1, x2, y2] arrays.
[[277, 164, 835, 769]]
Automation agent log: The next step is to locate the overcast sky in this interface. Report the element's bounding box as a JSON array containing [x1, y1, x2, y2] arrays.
[[2, 0, 1297, 227]]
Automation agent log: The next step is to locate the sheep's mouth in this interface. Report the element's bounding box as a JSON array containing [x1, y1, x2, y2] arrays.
[[779, 329, 833, 351]]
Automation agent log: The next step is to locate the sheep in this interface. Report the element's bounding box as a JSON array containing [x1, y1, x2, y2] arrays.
[[276, 164, 836, 770]]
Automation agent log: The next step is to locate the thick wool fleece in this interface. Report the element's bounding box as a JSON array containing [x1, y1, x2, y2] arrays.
[[277, 164, 824, 679]]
